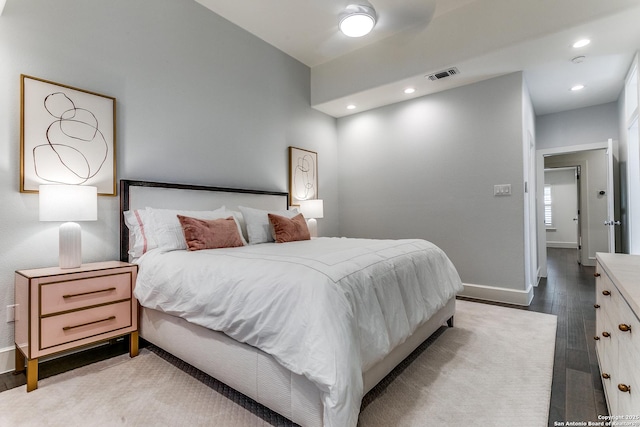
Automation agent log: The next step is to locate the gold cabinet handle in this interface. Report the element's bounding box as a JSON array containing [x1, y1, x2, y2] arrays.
[[602, 331, 611, 338], [63, 287, 117, 299], [619, 324, 632, 332], [602, 373, 611, 379], [594, 336, 600, 341], [618, 384, 631, 393], [602, 290, 611, 296], [594, 273, 601, 277], [62, 316, 116, 331], [594, 304, 600, 309]]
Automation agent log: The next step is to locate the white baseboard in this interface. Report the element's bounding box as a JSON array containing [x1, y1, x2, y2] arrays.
[[0, 345, 14, 374], [459, 282, 534, 306]]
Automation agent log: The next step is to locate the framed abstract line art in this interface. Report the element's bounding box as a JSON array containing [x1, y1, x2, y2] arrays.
[[20, 75, 116, 196], [289, 146, 318, 206]]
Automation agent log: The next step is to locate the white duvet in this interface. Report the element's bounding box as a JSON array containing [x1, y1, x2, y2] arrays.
[[134, 237, 463, 427]]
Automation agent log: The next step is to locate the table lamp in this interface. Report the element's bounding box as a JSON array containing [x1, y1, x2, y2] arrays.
[[39, 185, 97, 269], [299, 199, 323, 238]]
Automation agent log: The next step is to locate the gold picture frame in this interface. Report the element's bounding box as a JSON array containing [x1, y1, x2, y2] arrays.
[[20, 74, 117, 196], [289, 146, 318, 206]]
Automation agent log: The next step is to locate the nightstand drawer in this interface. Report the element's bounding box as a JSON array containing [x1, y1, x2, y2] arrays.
[[40, 273, 132, 316], [40, 300, 132, 349]]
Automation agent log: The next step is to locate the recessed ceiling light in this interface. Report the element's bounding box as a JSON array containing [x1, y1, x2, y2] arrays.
[[404, 88, 416, 94], [347, 104, 357, 110], [571, 85, 585, 91], [572, 39, 591, 48]]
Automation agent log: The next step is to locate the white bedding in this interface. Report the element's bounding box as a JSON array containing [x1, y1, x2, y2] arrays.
[[134, 237, 462, 427]]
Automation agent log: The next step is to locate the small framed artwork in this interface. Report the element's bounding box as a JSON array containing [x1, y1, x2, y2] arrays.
[[289, 146, 318, 206], [20, 75, 116, 195]]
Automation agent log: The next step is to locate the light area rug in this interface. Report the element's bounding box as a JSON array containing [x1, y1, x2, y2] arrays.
[[0, 300, 556, 426]]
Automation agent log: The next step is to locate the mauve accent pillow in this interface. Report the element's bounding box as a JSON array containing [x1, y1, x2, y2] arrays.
[[177, 215, 244, 251], [267, 213, 311, 243]]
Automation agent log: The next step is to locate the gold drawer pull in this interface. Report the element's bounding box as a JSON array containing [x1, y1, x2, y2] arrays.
[[619, 324, 632, 332], [602, 290, 611, 296], [62, 316, 116, 331], [602, 331, 611, 338], [618, 384, 631, 393], [602, 373, 611, 379], [594, 304, 600, 309], [63, 287, 117, 299], [594, 272, 601, 277], [594, 336, 600, 341]]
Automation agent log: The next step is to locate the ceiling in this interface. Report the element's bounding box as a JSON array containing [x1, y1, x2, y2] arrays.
[[196, 0, 640, 118]]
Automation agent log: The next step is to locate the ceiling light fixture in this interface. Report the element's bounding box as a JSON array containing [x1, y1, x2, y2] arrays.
[[339, 3, 377, 38], [571, 84, 585, 91], [572, 39, 591, 48], [347, 104, 357, 110], [404, 88, 416, 94]]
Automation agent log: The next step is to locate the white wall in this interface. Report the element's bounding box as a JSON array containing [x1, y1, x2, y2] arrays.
[[337, 73, 528, 300], [544, 168, 578, 248], [0, 0, 338, 355]]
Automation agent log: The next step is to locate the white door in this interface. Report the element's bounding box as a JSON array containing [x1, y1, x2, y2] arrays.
[[605, 138, 618, 253]]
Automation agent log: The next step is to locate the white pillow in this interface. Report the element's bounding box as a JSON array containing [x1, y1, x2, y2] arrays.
[[123, 209, 158, 258], [147, 206, 247, 251], [238, 206, 299, 245], [227, 210, 248, 242]]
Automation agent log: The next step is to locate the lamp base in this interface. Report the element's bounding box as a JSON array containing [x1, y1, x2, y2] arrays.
[[307, 218, 318, 238], [59, 222, 82, 269]]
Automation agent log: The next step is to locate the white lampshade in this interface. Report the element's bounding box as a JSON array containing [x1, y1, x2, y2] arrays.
[[39, 185, 97, 222], [39, 185, 97, 269], [339, 3, 377, 38], [299, 199, 324, 219]]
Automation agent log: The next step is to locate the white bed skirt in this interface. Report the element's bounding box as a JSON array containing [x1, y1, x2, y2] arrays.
[[139, 297, 456, 426]]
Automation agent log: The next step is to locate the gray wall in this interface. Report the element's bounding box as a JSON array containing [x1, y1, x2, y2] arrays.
[[336, 73, 527, 291], [0, 0, 338, 352], [536, 102, 619, 149]]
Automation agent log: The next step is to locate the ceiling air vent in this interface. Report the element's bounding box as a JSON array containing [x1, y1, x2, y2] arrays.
[[426, 67, 460, 81]]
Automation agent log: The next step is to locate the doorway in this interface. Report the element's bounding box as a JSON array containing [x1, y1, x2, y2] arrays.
[[536, 141, 616, 276], [544, 167, 581, 262]]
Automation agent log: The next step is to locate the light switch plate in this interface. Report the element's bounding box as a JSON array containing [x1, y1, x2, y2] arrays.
[[494, 184, 512, 196], [6, 304, 16, 323]]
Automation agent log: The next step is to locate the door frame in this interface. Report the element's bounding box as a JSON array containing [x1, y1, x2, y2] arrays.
[[536, 141, 613, 277]]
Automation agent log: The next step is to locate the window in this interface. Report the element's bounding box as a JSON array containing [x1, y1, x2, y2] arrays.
[[544, 185, 552, 226]]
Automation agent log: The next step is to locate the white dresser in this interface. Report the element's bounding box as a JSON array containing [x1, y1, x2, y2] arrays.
[[594, 253, 640, 416]]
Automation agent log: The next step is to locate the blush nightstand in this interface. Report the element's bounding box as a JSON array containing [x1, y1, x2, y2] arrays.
[[14, 261, 138, 392]]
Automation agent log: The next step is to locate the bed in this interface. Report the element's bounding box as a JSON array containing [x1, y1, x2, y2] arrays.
[[119, 179, 463, 427]]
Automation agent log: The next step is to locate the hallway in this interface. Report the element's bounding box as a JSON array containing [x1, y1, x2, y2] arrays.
[[530, 247, 607, 424]]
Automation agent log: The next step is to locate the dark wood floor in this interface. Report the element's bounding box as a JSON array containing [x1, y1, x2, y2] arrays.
[[534, 247, 608, 424], [1, 248, 607, 425]]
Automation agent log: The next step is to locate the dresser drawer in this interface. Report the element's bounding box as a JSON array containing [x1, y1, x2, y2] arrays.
[[595, 254, 640, 416], [618, 344, 640, 416], [40, 300, 132, 350], [40, 272, 132, 316], [613, 296, 640, 356]]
